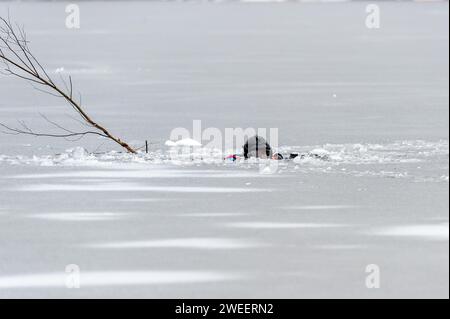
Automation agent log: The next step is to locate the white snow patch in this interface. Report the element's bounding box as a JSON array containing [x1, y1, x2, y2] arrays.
[[87, 238, 261, 250], [283, 205, 357, 211], [0, 271, 238, 289], [166, 138, 202, 147], [372, 223, 449, 241], [314, 244, 366, 250], [53, 66, 112, 75], [165, 140, 177, 147], [226, 222, 347, 229], [30, 212, 129, 222], [180, 212, 250, 217], [260, 165, 279, 175], [12, 169, 259, 180], [69, 147, 88, 159], [17, 183, 269, 193]]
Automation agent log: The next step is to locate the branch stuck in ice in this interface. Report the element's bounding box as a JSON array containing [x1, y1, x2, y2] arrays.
[[0, 15, 137, 154]]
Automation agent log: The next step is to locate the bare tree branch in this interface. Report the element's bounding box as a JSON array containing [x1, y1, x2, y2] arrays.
[[0, 122, 108, 139], [0, 16, 137, 154]]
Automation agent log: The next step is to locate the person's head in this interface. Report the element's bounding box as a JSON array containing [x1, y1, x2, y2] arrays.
[[243, 135, 273, 159]]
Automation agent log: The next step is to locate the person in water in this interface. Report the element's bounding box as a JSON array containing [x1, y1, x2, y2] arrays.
[[243, 135, 283, 160], [226, 136, 285, 161], [225, 135, 328, 162]]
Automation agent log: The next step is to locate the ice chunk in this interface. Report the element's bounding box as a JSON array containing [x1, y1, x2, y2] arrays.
[[165, 140, 177, 147], [165, 138, 202, 147], [65, 147, 88, 160], [175, 138, 202, 147], [310, 148, 330, 157]]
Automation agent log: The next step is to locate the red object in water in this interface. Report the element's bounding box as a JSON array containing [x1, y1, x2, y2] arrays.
[[225, 154, 238, 161]]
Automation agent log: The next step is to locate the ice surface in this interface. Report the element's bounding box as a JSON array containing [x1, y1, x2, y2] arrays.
[[30, 212, 130, 222], [0, 271, 239, 289], [0, 1, 448, 299], [17, 183, 269, 193], [172, 138, 202, 147], [1, 139, 447, 183], [86, 238, 262, 250], [373, 223, 449, 241], [282, 205, 357, 210], [226, 222, 347, 229], [179, 212, 250, 217]]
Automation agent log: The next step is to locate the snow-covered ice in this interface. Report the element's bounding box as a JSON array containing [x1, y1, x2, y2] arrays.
[[0, 271, 239, 289], [372, 223, 449, 241], [0, 1, 448, 299], [86, 238, 262, 250], [30, 212, 131, 222], [226, 222, 348, 229]]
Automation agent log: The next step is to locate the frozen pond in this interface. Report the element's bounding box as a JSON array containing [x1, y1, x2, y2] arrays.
[[0, 1, 448, 298]]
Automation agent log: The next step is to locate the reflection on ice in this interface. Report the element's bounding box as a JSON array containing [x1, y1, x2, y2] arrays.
[[0, 271, 239, 289], [87, 238, 261, 250], [114, 198, 168, 203], [314, 244, 366, 250], [30, 212, 129, 222], [226, 222, 347, 229], [12, 170, 260, 179], [180, 212, 250, 217], [283, 205, 357, 211], [373, 223, 449, 241], [17, 183, 269, 193]]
